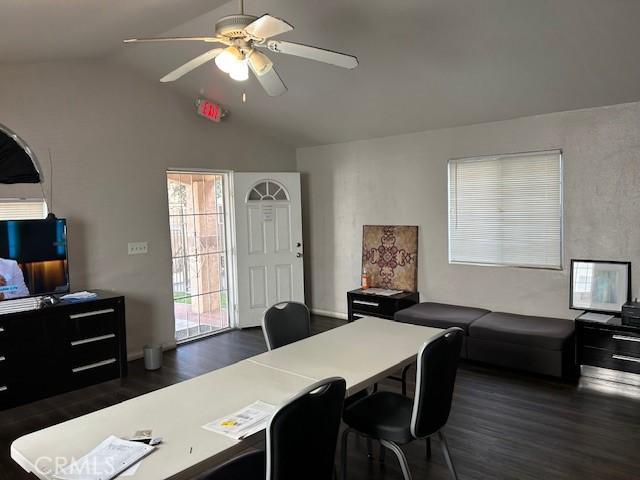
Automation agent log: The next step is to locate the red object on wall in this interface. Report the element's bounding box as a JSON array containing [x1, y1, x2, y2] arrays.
[[197, 100, 223, 122]]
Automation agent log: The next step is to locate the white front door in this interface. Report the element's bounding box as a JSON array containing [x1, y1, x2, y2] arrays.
[[233, 172, 304, 328]]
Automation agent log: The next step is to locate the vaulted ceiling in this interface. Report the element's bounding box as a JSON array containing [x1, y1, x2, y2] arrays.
[[4, 0, 640, 147]]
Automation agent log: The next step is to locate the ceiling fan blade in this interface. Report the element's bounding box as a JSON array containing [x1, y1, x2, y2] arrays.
[[160, 48, 223, 82], [245, 14, 293, 39], [249, 61, 287, 96], [266, 41, 358, 69], [124, 36, 222, 44]]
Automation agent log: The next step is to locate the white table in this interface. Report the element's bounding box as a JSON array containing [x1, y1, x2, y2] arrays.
[[11, 317, 442, 480], [250, 317, 443, 396], [11, 360, 316, 480]]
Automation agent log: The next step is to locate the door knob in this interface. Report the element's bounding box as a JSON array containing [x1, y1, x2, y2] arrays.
[[296, 242, 302, 248], [296, 253, 303, 258]]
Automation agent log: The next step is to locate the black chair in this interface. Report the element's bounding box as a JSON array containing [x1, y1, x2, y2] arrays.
[[262, 301, 369, 407], [198, 377, 346, 480], [262, 301, 311, 350], [340, 327, 464, 480]]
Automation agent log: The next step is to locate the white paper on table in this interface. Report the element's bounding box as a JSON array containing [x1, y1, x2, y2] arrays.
[[202, 401, 276, 440], [53, 436, 154, 480], [117, 462, 140, 478]]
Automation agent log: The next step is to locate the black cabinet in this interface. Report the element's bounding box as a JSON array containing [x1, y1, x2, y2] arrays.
[[0, 292, 126, 410], [576, 317, 640, 381], [347, 289, 419, 321]]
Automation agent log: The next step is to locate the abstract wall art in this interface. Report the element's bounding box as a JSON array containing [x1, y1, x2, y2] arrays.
[[362, 225, 418, 292]]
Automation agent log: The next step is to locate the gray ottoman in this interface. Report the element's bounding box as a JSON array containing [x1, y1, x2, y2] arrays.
[[395, 302, 490, 358], [468, 312, 575, 378]]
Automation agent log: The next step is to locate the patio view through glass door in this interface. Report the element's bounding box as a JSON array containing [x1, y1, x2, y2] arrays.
[[167, 171, 232, 342]]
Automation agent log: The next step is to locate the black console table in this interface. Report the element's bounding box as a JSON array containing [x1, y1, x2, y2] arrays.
[[0, 291, 127, 410], [576, 316, 640, 385], [347, 289, 419, 322]]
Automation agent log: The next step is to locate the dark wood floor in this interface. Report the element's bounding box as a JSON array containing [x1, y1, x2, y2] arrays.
[[1, 316, 639, 480]]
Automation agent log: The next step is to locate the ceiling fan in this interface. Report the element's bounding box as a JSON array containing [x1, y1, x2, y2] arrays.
[[123, 0, 358, 97]]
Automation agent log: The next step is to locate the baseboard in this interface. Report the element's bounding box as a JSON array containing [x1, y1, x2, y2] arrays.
[[311, 308, 348, 320], [127, 342, 177, 362]]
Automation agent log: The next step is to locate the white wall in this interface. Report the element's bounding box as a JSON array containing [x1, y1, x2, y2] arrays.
[[297, 102, 640, 319], [0, 60, 296, 357]]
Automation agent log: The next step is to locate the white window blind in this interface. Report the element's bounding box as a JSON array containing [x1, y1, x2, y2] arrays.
[[448, 150, 562, 269], [0, 198, 48, 220]]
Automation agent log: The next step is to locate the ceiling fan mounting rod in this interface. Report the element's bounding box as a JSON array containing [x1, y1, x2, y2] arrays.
[[240, 0, 244, 15]]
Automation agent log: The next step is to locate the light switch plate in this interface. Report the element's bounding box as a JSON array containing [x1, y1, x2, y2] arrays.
[[128, 242, 148, 255]]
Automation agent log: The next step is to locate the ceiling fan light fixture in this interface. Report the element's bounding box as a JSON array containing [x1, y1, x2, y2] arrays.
[[214, 46, 244, 73], [248, 50, 273, 76], [229, 60, 249, 81]]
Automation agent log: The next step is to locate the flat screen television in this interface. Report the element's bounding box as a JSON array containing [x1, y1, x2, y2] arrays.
[[0, 219, 69, 301]]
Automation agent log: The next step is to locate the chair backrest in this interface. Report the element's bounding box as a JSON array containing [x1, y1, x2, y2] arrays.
[[410, 327, 464, 439], [267, 377, 346, 480], [262, 301, 311, 350]]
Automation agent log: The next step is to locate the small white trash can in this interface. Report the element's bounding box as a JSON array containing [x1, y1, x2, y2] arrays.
[[143, 344, 163, 370]]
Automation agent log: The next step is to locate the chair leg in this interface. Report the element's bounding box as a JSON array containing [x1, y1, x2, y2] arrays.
[[341, 428, 352, 480], [426, 437, 432, 459], [438, 431, 458, 480], [380, 440, 412, 480], [401, 364, 412, 396]]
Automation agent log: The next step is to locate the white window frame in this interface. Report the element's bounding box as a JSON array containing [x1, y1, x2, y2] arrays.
[[447, 150, 563, 270]]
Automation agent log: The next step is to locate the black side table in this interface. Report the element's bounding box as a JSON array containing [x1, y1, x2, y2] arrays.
[[347, 289, 419, 322], [576, 316, 640, 385]]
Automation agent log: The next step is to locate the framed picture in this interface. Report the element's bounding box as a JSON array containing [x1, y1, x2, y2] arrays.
[[570, 259, 631, 313], [362, 225, 418, 292]]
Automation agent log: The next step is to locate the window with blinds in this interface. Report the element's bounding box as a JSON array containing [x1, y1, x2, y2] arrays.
[[448, 150, 562, 269], [0, 198, 48, 220]]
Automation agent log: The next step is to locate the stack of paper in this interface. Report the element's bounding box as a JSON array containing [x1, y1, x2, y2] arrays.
[[203, 401, 276, 440], [61, 291, 98, 302], [360, 288, 404, 297], [578, 312, 615, 323], [53, 436, 154, 480]]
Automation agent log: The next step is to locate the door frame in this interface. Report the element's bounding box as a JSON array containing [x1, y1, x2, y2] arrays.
[[166, 167, 240, 336]]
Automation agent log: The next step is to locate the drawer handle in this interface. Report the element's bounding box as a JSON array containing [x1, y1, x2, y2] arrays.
[[353, 300, 379, 307], [71, 334, 116, 347], [72, 358, 116, 373], [612, 354, 640, 364], [0, 386, 7, 392], [69, 308, 115, 320], [612, 335, 640, 343]]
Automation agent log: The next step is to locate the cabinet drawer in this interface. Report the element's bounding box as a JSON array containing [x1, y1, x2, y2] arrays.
[[351, 297, 390, 315], [0, 354, 7, 382], [70, 334, 118, 368], [70, 358, 120, 389], [582, 346, 640, 375], [0, 324, 8, 351], [0, 383, 11, 409], [68, 308, 117, 341], [582, 327, 640, 356]]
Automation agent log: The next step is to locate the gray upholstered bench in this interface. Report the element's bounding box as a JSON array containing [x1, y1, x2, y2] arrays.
[[395, 303, 576, 378], [395, 302, 490, 358], [467, 312, 575, 378]]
